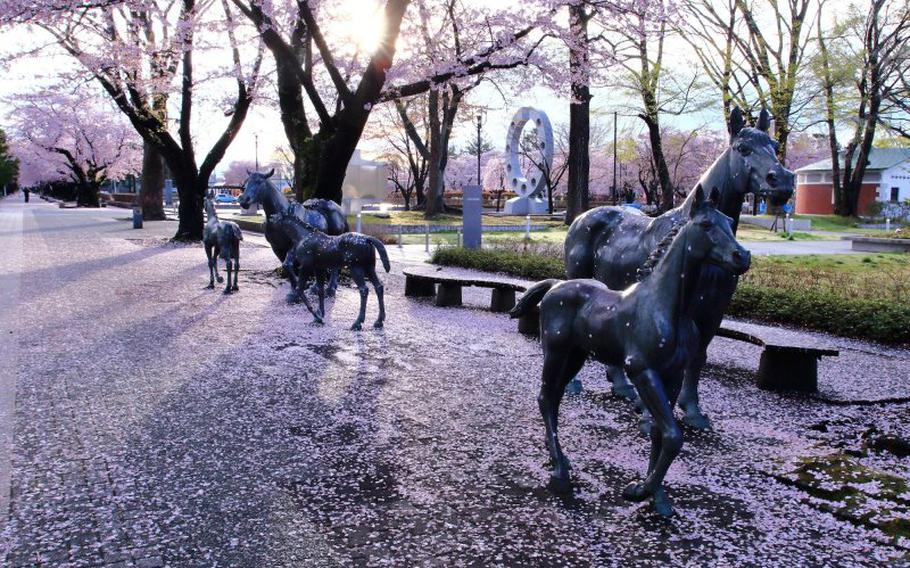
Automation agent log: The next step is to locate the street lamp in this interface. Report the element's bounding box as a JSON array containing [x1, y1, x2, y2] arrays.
[[254, 134, 259, 171], [475, 112, 485, 187]]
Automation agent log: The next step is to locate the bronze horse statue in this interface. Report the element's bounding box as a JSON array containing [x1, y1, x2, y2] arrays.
[[512, 186, 751, 517], [203, 193, 243, 294], [270, 214, 390, 331], [238, 170, 349, 293], [564, 108, 794, 429]]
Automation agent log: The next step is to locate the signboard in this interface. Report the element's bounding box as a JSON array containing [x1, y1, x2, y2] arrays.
[[463, 185, 482, 249]]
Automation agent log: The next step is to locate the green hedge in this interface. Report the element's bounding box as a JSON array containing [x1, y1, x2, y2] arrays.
[[432, 247, 565, 281], [729, 284, 910, 345], [431, 247, 910, 345]]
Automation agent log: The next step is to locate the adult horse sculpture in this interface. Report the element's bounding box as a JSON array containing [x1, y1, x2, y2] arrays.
[[512, 186, 751, 517], [564, 108, 793, 429], [270, 214, 390, 331], [237, 170, 349, 293]]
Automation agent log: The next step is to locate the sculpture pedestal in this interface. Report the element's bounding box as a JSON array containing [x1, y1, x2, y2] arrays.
[[504, 196, 548, 215]]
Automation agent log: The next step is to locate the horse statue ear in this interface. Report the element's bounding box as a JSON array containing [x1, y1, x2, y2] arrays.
[[709, 186, 721, 207], [265, 169, 275, 179], [690, 184, 706, 216], [729, 107, 745, 138], [757, 109, 771, 133], [246, 169, 252, 176]]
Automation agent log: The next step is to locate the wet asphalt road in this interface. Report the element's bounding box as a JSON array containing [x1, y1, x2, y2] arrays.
[[0, 198, 908, 567]]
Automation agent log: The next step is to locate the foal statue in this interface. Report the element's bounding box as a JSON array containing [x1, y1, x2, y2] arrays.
[[203, 193, 243, 293], [564, 108, 793, 429], [512, 186, 751, 517], [270, 214, 390, 331]]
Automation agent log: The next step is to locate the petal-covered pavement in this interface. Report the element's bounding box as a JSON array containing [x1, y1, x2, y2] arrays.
[[0, 198, 908, 567]]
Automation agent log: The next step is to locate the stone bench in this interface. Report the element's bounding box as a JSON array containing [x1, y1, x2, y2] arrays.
[[402, 267, 528, 313], [714, 326, 839, 393]]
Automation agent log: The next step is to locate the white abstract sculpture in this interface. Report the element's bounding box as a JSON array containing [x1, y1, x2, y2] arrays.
[[504, 107, 553, 215]]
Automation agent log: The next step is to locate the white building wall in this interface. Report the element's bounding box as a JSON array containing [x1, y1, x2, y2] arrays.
[[881, 162, 910, 202]]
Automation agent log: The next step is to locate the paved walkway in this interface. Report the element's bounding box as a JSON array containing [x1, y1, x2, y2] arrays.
[[0, 198, 908, 566]]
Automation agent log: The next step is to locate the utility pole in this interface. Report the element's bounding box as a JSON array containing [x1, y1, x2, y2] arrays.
[[612, 111, 618, 204], [254, 134, 259, 171]]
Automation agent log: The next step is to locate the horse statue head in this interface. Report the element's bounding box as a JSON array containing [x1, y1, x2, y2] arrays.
[[687, 185, 752, 276], [237, 169, 276, 209], [725, 108, 794, 206]]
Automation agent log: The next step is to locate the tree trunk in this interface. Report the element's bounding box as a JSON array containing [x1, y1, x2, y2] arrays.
[[818, 24, 843, 215], [565, 4, 590, 225], [140, 141, 166, 220], [173, 172, 205, 240], [76, 182, 101, 207], [643, 114, 674, 212]]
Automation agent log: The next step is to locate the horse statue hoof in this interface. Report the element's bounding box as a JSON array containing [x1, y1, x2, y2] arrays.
[[547, 473, 572, 494], [206, 283, 215, 289], [650, 487, 675, 518], [350, 322, 363, 331], [286, 292, 300, 304], [232, 285, 240, 292], [611, 384, 638, 402], [223, 289, 233, 295], [622, 482, 650, 503], [217, 276, 224, 283], [373, 321, 384, 329], [638, 416, 654, 436], [681, 409, 712, 430]]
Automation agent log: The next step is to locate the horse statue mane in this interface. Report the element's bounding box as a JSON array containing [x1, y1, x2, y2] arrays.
[[275, 208, 323, 235], [636, 221, 685, 282]]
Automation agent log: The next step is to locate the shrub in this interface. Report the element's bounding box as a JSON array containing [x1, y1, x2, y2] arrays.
[[431, 247, 564, 281], [729, 285, 910, 345]]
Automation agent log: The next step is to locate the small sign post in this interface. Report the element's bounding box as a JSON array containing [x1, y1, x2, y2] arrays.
[[463, 185, 482, 249]]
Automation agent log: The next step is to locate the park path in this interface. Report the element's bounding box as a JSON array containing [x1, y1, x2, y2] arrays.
[[0, 197, 908, 567]]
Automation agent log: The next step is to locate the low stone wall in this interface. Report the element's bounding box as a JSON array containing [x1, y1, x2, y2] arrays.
[[851, 237, 910, 253]]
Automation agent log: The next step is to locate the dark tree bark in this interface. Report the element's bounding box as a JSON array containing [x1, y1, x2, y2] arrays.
[[140, 141, 166, 220], [565, 4, 591, 225], [817, 14, 843, 215]]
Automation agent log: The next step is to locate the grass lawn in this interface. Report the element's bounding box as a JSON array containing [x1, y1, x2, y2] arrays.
[[742, 253, 910, 303], [351, 210, 565, 228], [736, 225, 834, 241]]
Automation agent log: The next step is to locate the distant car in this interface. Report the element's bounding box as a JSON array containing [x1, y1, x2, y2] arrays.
[[214, 194, 237, 204]]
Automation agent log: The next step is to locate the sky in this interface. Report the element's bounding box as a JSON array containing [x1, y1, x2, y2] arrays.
[[0, 0, 854, 176]]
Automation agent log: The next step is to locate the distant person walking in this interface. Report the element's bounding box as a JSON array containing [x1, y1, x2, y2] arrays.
[[23, 188, 29, 203]]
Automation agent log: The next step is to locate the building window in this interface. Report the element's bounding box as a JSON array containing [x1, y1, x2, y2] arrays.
[[808, 173, 822, 183], [891, 187, 900, 202]]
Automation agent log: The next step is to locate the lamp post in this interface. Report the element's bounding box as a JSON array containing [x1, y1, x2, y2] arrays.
[[254, 134, 259, 171], [612, 111, 618, 204], [475, 112, 484, 186]]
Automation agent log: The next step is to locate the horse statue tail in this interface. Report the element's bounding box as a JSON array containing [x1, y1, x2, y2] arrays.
[[510, 279, 561, 319], [367, 237, 391, 272]]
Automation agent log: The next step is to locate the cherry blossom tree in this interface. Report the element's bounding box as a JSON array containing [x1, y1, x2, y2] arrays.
[[7, 89, 141, 206], [0, 128, 18, 191], [2, 0, 265, 239], [231, 0, 548, 210]]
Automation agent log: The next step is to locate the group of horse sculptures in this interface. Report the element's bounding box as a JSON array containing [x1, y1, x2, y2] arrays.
[[199, 107, 794, 518]]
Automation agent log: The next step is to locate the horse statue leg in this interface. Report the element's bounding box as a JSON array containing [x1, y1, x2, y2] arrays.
[[606, 365, 638, 401], [315, 271, 326, 320], [539, 348, 587, 487], [349, 267, 369, 331], [232, 248, 240, 291], [327, 269, 339, 297], [205, 244, 215, 289], [223, 259, 233, 294], [367, 268, 385, 329], [621, 368, 683, 517], [213, 246, 224, 284], [678, 347, 711, 430], [284, 251, 300, 303], [295, 269, 323, 324]]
